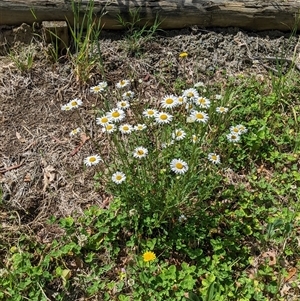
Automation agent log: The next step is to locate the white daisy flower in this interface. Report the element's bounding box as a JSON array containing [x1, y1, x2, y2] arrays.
[[230, 125, 241, 135], [119, 124, 133, 134], [216, 106, 229, 114], [192, 134, 198, 143], [122, 90, 135, 100], [143, 108, 158, 118], [186, 116, 195, 123], [155, 112, 173, 124], [69, 127, 81, 136], [161, 140, 174, 149], [178, 214, 187, 222], [90, 85, 105, 93], [134, 124, 147, 131], [112, 171, 126, 184], [194, 81, 205, 88], [133, 146, 148, 159], [107, 108, 125, 123], [84, 154, 102, 167], [215, 94, 222, 100], [68, 98, 83, 109], [226, 133, 241, 142], [96, 115, 111, 126], [237, 124, 248, 134], [98, 81, 108, 89], [61, 104, 72, 111], [185, 102, 194, 112], [170, 159, 189, 174], [177, 95, 187, 104], [90, 85, 101, 93], [116, 79, 130, 89], [102, 123, 116, 133], [194, 96, 211, 108], [183, 88, 199, 100], [160, 95, 178, 109], [117, 100, 130, 110], [208, 153, 221, 164], [190, 110, 209, 123], [172, 129, 186, 141]]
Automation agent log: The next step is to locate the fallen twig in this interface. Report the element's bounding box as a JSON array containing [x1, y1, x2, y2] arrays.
[[70, 133, 90, 156], [0, 160, 25, 174]]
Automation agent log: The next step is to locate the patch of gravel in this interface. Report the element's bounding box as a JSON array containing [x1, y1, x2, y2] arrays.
[[0, 24, 300, 227]]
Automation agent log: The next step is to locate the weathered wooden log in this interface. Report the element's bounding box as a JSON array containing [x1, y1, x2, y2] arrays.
[[0, 0, 300, 31]]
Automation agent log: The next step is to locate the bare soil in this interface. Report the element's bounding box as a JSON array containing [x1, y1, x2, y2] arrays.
[[1, 24, 300, 231]]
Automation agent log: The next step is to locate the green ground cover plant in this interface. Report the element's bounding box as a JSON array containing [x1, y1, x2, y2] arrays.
[[0, 2, 300, 301]]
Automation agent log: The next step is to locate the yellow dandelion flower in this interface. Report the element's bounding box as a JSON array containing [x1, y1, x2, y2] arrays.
[[179, 52, 188, 58], [143, 251, 156, 262]]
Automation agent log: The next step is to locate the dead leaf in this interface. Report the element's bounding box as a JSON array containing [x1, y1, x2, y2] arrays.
[[280, 283, 291, 296], [262, 250, 277, 266], [24, 173, 31, 182], [285, 267, 297, 283], [43, 165, 56, 192], [16, 131, 26, 143], [75, 256, 84, 269]]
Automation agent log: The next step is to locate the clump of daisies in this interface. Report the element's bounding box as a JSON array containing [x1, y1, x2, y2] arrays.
[[60, 76, 249, 221], [226, 124, 248, 143]]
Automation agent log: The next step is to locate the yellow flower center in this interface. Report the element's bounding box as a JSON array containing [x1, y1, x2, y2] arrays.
[[102, 117, 108, 123], [199, 98, 206, 104], [106, 125, 113, 130], [160, 114, 168, 120], [123, 126, 129, 131], [175, 162, 183, 169], [89, 157, 96, 162], [112, 111, 120, 118], [94, 87, 100, 91], [116, 175, 122, 180], [166, 98, 174, 104], [211, 155, 217, 161], [176, 132, 182, 137], [148, 110, 154, 115], [187, 92, 194, 98], [233, 128, 239, 133], [196, 113, 204, 119], [71, 101, 77, 106], [137, 150, 144, 155]]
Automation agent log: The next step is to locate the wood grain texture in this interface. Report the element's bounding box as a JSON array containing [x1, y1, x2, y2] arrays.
[[0, 0, 300, 31]]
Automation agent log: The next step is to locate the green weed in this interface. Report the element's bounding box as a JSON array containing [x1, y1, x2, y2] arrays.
[[67, 0, 106, 83], [9, 44, 35, 72], [117, 9, 162, 57]]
